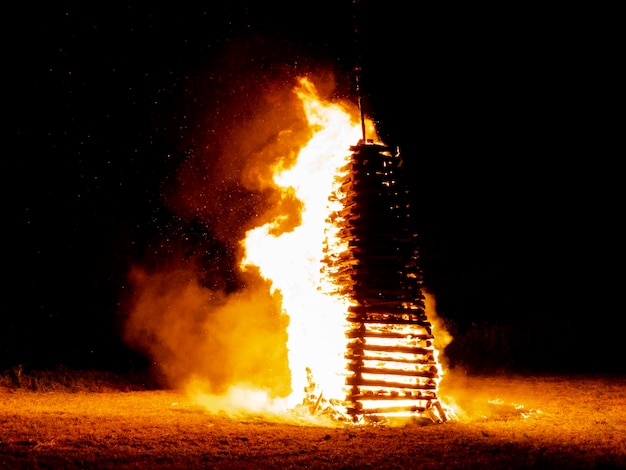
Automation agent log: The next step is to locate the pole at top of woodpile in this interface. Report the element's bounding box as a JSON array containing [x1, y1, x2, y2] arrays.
[[352, 0, 367, 144], [355, 68, 366, 144]]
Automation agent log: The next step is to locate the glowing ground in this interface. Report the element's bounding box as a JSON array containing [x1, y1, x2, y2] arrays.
[[1, 374, 624, 468]]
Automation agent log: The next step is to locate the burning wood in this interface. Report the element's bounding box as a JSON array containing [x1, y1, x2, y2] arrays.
[[325, 142, 448, 423]]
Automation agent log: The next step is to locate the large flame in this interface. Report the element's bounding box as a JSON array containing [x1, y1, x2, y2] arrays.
[[241, 76, 378, 410]]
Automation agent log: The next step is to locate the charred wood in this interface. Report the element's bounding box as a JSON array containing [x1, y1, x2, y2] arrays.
[[346, 342, 434, 357], [348, 391, 438, 401], [345, 377, 438, 390], [345, 330, 433, 340], [346, 365, 439, 379], [345, 355, 436, 366]]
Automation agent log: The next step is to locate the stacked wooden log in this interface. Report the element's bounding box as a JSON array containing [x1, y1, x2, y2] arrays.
[[324, 142, 448, 423]]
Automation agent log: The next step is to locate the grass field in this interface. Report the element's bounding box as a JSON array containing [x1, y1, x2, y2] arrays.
[[1, 371, 625, 469]]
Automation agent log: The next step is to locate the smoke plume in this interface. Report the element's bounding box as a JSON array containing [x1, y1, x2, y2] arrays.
[[121, 35, 343, 399]]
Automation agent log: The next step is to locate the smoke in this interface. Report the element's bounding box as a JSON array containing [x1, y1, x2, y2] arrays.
[[122, 259, 290, 396], [120, 34, 345, 405], [425, 291, 517, 422], [162, 35, 342, 245], [424, 289, 454, 365]]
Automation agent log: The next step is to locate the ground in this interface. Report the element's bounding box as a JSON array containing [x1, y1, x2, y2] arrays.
[[1, 374, 625, 468]]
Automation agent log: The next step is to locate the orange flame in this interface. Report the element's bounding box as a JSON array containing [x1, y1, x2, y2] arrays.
[[241, 77, 380, 410]]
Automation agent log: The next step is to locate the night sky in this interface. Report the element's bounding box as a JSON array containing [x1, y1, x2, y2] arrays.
[[4, 3, 623, 375]]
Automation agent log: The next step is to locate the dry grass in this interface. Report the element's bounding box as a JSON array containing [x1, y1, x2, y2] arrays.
[[0, 365, 158, 393], [1, 373, 625, 469]]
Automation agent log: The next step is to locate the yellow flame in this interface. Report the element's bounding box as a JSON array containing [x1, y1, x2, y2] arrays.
[[241, 77, 380, 409]]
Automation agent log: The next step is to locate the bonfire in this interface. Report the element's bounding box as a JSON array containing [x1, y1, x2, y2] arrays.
[[241, 77, 449, 424]]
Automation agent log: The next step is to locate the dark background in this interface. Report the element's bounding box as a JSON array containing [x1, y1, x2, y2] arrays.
[[4, 3, 623, 375]]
